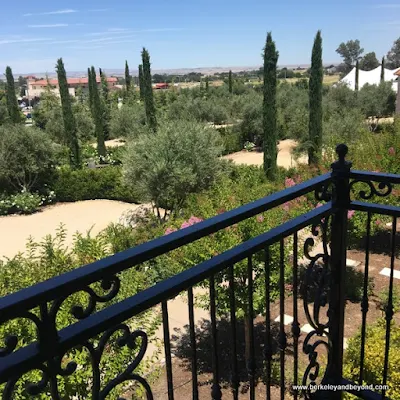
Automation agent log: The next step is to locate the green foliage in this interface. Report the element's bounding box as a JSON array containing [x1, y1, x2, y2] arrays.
[[122, 119, 223, 218], [141, 48, 157, 132], [344, 319, 400, 400], [263, 32, 279, 178], [336, 39, 364, 73], [359, 52, 380, 71], [125, 60, 131, 91], [377, 287, 400, 315], [228, 70, 233, 94], [0, 226, 160, 399], [386, 37, 400, 69], [5, 66, 22, 123], [0, 124, 59, 193], [308, 30, 323, 165], [358, 82, 396, 127], [138, 64, 144, 101], [56, 58, 81, 169], [89, 66, 106, 157], [109, 103, 146, 139], [53, 166, 141, 203], [0, 189, 56, 215], [100, 68, 111, 140], [219, 127, 242, 155]]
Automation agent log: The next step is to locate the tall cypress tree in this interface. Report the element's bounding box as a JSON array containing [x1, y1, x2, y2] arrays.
[[138, 64, 145, 101], [308, 30, 323, 166], [88, 67, 94, 112], [205, 76, 209, 94], [141, 48, 157, 132], [5, 66, 21, 123], [381, 57, 385, 83], [56, 58, 81, 169], [263, 32, 279, 179], [90, 66, 106, 157], [355, 60, 359, 92], [125, 60, 131, 91], [99, 67, 110, 140], [228, 70, 233, 94]]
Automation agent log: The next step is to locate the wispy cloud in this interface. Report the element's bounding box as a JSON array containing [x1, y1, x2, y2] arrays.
[[23, 9, 78, 17], [0, 37, 51, 45], [373, 3, 400, 8], [68, 45, 105, 50], [85, 27, 183, 37], [28, 24, 69, 28]]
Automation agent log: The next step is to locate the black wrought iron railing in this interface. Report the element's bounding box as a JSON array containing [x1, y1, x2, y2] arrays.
[[0, 144, 399, 399]]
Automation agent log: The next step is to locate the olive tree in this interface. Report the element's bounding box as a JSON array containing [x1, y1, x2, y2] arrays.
[[123, 119, 223, 220], [0, 124, 59, 192]]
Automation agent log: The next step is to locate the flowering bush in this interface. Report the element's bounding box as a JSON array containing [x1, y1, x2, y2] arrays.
[[244, 141, 256, 151], [0, 189, 56, 216]]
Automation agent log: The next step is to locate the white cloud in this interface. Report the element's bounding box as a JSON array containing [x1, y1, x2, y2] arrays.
[[68, 45, 105, 50], [23, 9, 78, 17], [0, 37, 51, 45], [28, 24, 69, 28]]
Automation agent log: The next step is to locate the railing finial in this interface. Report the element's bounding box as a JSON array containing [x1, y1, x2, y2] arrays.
[[335, 143, 348, 164]]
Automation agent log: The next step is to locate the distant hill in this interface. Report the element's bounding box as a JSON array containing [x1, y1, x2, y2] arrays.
[[0, 63, 338, 79]]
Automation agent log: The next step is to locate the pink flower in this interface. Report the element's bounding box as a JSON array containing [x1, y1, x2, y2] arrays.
[[285, 177, 296, 188], [316, 202, 323, 208], [165, 227, 177, 235], [389, 147, 396, 156], [180, 221, 191, 229], [256, 215, 264, 223], [347, 210, 355, 219], [376, 219, 382, 226], [188, 216, 203, 225], [282, 202, 290, 212], [217, 208, 226, 215]]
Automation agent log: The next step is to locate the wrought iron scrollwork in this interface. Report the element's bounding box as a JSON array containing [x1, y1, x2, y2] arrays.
[[349, 179, 393, 200], [301, 216, 331, 398], [315, 181, 333, 202], [3, 326, 153, 400]]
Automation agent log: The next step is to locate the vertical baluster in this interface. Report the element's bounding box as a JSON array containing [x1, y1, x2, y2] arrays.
[[359, 212, 371, 384], [292, 232, 300, 400], [162, 300, 174, 400], [228, 265, 239, 400], [279, 239, 287, 400], [210, 275, 222, 400], [265, 247, 272, 400], [382, 216, 397, 399], [188, 287, 199, 400], [247, 256, 256, 400]]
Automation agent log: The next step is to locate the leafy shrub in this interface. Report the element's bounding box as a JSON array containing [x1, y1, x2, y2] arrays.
[[0, 124, 60, 194], [109, 103, 146, 138], [53, 166, 141, 203], [0, 226, 160, 399], [377, 287, 400, 314], [122, 119, 223, 218], [0, 189, 56, 215], [344, 319, 400, 400], [219, 127, 242, 155]]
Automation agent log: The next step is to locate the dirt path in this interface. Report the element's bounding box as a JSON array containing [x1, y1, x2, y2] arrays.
[[223, 139, 307, 168], [0, 200, 148, 260]]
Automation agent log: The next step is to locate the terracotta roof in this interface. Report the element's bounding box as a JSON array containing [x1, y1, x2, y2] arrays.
[[395, 69, 400, 76], [30, 76, 118, 86]]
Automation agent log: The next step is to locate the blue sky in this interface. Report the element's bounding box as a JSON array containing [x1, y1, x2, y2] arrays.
[[0, 0, 399, 73]]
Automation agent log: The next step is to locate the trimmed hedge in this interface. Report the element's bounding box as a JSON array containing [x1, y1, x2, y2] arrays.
[[53, 166, 141, 203]]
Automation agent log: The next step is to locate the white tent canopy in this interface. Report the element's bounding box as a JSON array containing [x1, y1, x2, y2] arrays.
[[339, 66, 399, 92]]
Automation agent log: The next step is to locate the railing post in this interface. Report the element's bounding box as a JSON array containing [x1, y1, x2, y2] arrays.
[[328, 144, 352, 398]]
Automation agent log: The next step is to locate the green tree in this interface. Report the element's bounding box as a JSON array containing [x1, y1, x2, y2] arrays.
[[228, 70, 233, 94], [336, 39, 364, 73], [359, 51, 380, 71], [308, 30, 323, 165], [262, 32, 279, 178], [122, 119, 223, 220], [0, 124, 59, 192], [205, 76, 209, 94], [141, 48, 157, 132], [5, 66, 22, 123], [56, 58, 81, 169], [381, 57, 385, 83], [125, 60, 131, 91], [109, 103, 146, 139], [87, 67, 94, 112], [100, 68, 111, 140], [355, 60, 359, 92], [138, 64, 145, 101], [89, 66, 106, 157], [386, 37, 400, 69]]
